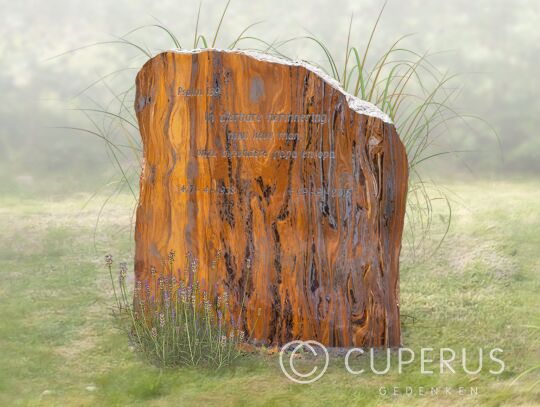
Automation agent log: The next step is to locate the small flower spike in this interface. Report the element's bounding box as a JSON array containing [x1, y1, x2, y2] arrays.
[[105, 254, 113, 266], [119, 262, 128, 280]]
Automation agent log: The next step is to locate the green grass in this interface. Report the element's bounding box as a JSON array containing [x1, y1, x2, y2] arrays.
[[0, 180, 538, 406]]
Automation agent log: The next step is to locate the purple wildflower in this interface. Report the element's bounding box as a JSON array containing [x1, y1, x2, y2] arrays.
[[105, 254, 113, 266], [145, 281, 151, 298], [159, 277, 164, 291], [119, 262, 127, 281], [164, 292, 170, 309], [217, 310, 223, 329]]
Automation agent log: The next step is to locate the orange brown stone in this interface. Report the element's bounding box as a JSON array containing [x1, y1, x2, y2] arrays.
[[134, 49, 408, 347]]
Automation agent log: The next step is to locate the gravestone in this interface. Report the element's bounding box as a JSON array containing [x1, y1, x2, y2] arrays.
[[134, 49, 408, 347]]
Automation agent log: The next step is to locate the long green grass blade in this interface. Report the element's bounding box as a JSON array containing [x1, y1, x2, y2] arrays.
[[212, 0, 232, 48]]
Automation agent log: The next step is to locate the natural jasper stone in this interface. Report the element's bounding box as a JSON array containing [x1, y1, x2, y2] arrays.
[[134, 49, 408, 347]]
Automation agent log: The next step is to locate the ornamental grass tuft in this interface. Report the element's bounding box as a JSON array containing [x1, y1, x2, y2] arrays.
[[106, 252, 246, 369]]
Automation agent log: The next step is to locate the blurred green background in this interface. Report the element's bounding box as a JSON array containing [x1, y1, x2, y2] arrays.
[[1, 2, 539, 405], [1, 0, 539, 197]]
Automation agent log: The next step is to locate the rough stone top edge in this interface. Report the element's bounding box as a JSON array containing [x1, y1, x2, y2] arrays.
[[160, 48, 393, 124]]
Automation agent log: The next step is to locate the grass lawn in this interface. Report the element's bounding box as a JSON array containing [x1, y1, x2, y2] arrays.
[[0, 180, 538, 406]]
